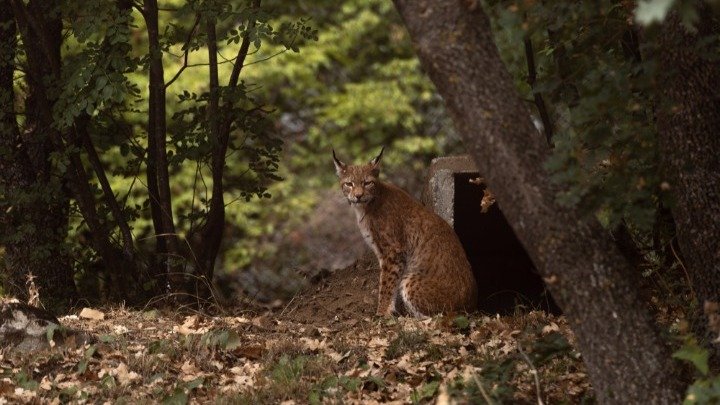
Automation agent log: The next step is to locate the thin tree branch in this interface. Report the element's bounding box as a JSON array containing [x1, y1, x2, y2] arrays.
[[165, 12, 201, 89], [523, 37, 553, 146], [241, 47, 290, 68], [227, 0, 261, 89], [75, 119, 135, 258]]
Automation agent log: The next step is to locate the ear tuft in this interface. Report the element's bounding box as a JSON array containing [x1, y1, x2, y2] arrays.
[[332, 149, 346, 176], [370, 146, 385, 166]]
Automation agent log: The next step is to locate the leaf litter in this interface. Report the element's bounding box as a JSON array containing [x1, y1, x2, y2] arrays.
[[0, 258, 592, 403]]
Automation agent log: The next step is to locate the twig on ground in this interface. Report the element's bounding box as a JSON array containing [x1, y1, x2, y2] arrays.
[[517, 343, 545, 405], [472, 372, 496, 405], [670, 237, 696, 301]]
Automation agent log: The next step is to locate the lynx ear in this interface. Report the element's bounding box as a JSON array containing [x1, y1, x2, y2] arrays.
[[332, 149, 347, 177], [370, 146, 384, 167]]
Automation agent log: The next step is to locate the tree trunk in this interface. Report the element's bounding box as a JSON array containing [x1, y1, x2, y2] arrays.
[[393, 1, 682, 403], [196, 15, 224, 284], [2, 0, 77, 311], [194, 0, 261, 283], [655, 11, 720, 353], [143, 0, 180, 291]]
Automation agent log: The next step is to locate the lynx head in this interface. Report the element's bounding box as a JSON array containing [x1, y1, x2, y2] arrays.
[[333, 147, 384, 205]]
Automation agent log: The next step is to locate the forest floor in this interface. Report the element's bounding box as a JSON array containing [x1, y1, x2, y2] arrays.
[[0, 258, 593, 404]]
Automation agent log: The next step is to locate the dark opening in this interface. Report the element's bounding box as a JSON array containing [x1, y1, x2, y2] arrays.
[[453, 173, 561, 315]]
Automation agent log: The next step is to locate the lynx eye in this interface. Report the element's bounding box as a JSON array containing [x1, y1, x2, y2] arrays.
[[364, 180, 375, 187], [343, 182, 353, 187]]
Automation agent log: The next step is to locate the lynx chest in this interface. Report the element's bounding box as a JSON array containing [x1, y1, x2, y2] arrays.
[[354, 206, 381, 256]]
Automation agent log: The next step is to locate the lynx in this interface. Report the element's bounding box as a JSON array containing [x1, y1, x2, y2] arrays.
[[333, 148, 478, 318]]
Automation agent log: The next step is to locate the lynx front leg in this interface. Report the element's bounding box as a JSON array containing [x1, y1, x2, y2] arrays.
[[376, 255, 403, 316]]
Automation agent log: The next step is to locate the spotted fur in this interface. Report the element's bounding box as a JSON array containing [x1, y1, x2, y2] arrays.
[[333, 148, 478, 317]]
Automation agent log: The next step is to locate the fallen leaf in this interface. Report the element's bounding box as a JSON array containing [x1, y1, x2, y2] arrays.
[[175, 315, 201, 335], [233, 344, 265, 360], [542, 322, 560, 334], [79, 308, 105, 321], [110, 363, 139, 386]]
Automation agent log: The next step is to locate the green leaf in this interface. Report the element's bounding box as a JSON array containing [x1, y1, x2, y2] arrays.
[[101, 374, 117, 389], [99, 334, 116, 343], [453, 315, 470, 331], [224, 330, 241, 350], [77, 345, 97, 374], [410, 380, 440, 403], [673, 339, 709, 375], [46, 323, 60, 343]]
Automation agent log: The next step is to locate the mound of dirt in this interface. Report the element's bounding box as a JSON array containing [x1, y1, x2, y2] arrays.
[[278, 252, 380, 327]]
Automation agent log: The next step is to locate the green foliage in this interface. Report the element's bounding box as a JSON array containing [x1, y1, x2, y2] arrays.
[[2, 0, 464, 304], [410, 379, 441, 404], [77, 345, 97, 374], [452, 315, 471, 332], [2, 0, 324, 303], [200, 329, 242, 350], [385, 330, 428, 360], [485, 0, 716, 237], [486, 0, 663, 231], [310, 375, 364, 404], [674, 337, 720, 404], [270, 354, 308, 384], [14, 371, 40, 391], [674, 337, 710, 376], [217, 0, 461, 279], [528, 331, 573, 366]]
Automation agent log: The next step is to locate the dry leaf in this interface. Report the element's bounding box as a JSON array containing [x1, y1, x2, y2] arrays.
[[542, 322, 560, 334], [111, 363, 140, 386], [233, 344, 265, 360], [174, 315, 201, 335], [39, 377, 52, 391], [480, 188, 496, 213], [79, 308, 105, 321]]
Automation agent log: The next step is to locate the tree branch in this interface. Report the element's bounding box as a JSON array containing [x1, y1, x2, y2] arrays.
[[165, 13, 201, 89], [227, 0, 261, 88], [75, 118, 135, 258], [523, 37, 553, 146]]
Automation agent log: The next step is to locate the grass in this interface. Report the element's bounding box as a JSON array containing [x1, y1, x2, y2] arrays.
[[238, 354, 335, 403], [385, 329, 429, 360]]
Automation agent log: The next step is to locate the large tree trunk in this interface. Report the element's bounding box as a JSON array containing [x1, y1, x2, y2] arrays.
[[2, 0, 77, 311], [655, 11, 720, 353], [393, 1, 681, 403]]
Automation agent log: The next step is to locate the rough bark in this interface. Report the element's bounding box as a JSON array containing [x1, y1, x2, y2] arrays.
[[393, 1, 682, 403], [2, 0, 77, 311], [655, 11, 720, 353]]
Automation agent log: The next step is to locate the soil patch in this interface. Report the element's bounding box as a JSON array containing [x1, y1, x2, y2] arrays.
[[278, 252, 379, 327]]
